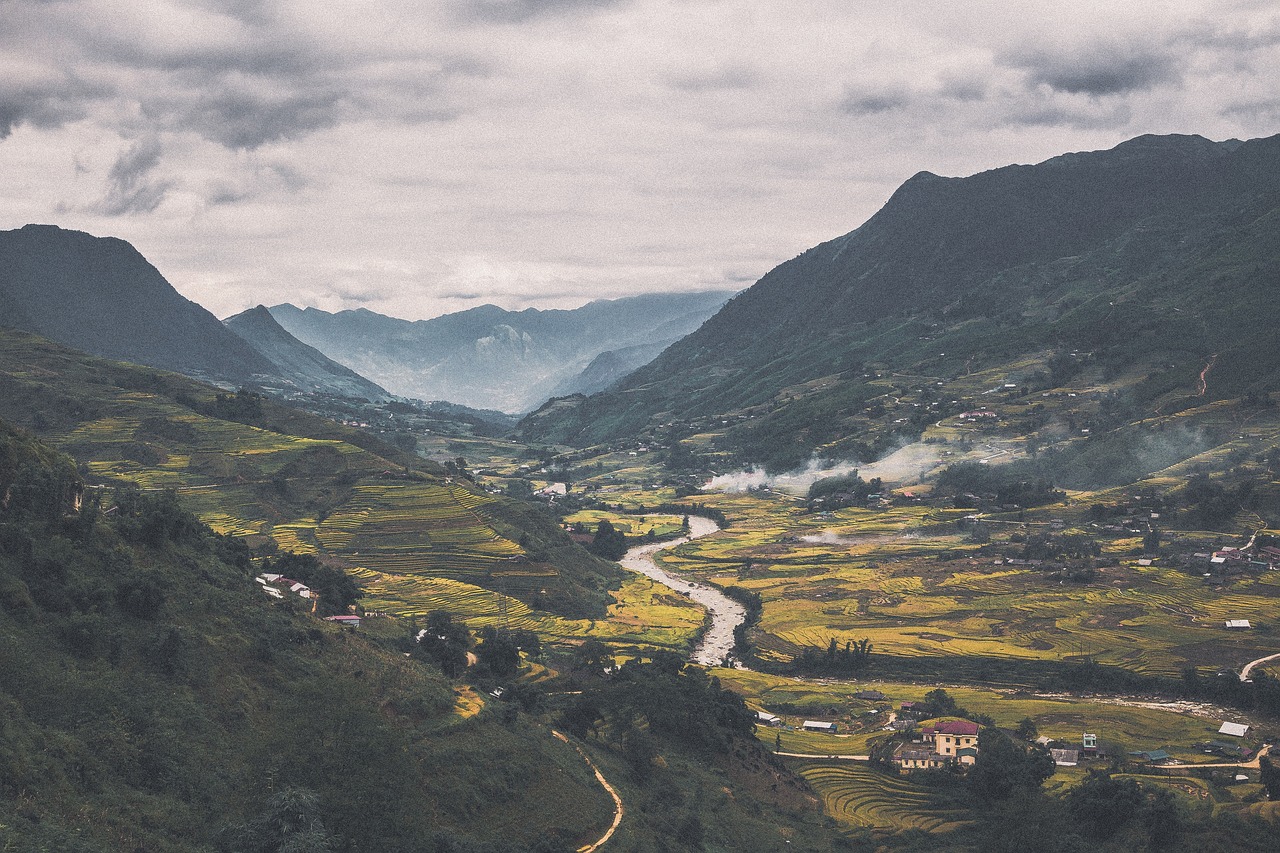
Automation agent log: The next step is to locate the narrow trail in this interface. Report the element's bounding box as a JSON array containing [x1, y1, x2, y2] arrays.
[[775, 751, 870, 761], [1240, 651, 1280, 682], [553, 730, 624, 853], [1196, 354, 1218, 397]]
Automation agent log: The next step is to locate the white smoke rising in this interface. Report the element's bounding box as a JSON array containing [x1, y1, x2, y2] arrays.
[[705, 441, 951, 494], [856, 442, 950, 483], [705, 459, 858, 494]]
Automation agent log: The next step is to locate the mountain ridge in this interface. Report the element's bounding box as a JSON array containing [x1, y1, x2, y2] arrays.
[[518, 132, 1280, 468], [0, 225, 391, 401], [268, 289, 736, 412], [224, 304, 391, 401]]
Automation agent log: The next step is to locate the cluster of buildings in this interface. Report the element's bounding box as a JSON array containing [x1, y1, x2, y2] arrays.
[[892, 720, 981, 770], [254, 572, 361, 627], [255, 572, 313, 602]]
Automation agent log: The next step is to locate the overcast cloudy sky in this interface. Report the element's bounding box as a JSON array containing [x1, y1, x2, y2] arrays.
[[1, 0, 1277, 320]]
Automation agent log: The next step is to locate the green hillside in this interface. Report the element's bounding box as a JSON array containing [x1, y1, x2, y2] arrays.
[[0, 420, 619, 851], [0, 328, 620, 620]]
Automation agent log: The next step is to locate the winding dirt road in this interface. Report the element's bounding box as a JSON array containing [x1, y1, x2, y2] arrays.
[[553, 730, 624, 853], [1240, 651, 1280, 682]]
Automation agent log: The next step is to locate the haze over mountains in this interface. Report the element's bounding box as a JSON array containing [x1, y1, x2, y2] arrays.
[[521, 133, 1280, 470], [268, 291, 735, 412], [0, 223, 732, 415]]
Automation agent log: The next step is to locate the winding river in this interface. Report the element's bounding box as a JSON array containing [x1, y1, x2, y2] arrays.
[[619, 516, 746, 666]]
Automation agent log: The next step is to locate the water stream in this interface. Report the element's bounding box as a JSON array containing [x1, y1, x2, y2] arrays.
[[618, 516, 746, 666]]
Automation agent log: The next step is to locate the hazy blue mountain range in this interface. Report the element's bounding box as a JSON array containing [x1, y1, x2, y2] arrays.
[[268, 290, 736, 412], [0, 225, 389, 400], [224, 305, 390, 401], [519, 133, 1280, 468]]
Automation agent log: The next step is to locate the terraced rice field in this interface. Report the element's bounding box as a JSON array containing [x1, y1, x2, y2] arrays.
[[316, 481, 524, 578], [354, 567, 705, 655], [798, 764, 972, 834], [562, 510, 686, 538], [639, 491, 1280, 677]]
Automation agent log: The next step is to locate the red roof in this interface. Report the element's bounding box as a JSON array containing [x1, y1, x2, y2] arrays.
[[925, 720, 980, 736]]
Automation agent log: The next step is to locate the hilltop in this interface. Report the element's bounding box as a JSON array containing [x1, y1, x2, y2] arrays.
[[519, 133, 1280, 474], [0, 225, 388, 400]]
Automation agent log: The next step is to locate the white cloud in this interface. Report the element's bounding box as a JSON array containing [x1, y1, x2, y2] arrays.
[[0, 0, 1276, 320]]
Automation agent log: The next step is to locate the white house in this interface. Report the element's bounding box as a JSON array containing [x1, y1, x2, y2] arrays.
[[1218, 721, 1250, 738], [803, 720, 838, 733]]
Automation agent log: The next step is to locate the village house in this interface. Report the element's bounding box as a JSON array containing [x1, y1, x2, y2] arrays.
[[802, 720, 838, 733], [923, 720, 980, 762], [893, 745, 948, 770], [756, 711, 782, 727]]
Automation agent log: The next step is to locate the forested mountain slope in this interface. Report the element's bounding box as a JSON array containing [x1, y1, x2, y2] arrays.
[[520, 133, 1280, 472]]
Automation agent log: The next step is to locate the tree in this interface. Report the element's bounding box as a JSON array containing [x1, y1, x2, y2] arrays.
[[413, 611, 470, 677], [589, 519, 628, 561], [1261, 755, 1280, 800], [475, 626, 521, 678], [1014, 717, 1038, 741], [218, 787, 337, 853], [968, 727, 1054, 802]]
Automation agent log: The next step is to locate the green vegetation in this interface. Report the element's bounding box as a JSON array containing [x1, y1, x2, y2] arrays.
[[0, 421, 618, 851]]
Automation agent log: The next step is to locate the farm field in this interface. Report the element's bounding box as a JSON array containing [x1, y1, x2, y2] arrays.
[[798, 763, 973, 835], [611, 488, 1280, 679], [718, 668, 1268, 766], [561, 509, 686, 539], [355, 567, 706, 656]]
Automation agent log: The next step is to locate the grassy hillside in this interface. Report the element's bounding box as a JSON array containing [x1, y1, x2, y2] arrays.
[[0, 328, 621, 620], [0, 420, 620, 851]]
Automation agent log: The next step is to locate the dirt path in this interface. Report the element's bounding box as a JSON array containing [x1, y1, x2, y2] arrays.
[[775, 751, 869, 761], [553, 730, 624, 853], [1240, 651, 1280, 681], [1175, 743, 1271, 770]]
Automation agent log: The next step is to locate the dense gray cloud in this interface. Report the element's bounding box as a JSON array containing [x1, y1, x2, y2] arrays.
[[1006, 42, 1184, 95], [457, 0, 630, 24], [0, 1, 1276, 321]]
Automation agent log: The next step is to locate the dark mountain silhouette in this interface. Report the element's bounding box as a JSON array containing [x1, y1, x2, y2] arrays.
[[0, 224, 275, 384], [224, 305, 390, 400], [519, 133, 1280, 464], [0, 225, 388, 399], [269, 290, 735, 411]]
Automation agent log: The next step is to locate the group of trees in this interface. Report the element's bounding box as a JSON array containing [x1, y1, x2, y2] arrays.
[[792, 637, 873, 675], [806, 472, 882, 511], [938, 459, 1065, 509], [411, 611, 539, 681]]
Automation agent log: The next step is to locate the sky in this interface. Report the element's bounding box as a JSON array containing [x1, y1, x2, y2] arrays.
[[1, 0, 1278, 321]]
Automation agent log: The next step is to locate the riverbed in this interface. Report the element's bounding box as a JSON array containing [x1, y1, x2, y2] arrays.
[[618, 516, 746, 666]]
